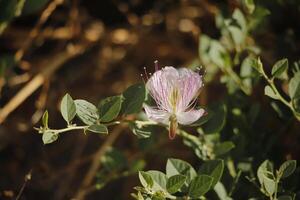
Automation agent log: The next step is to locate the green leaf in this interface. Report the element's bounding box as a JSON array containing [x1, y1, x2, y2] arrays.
[[232, 9, 247, 33], [121, 83, 146, 115], [271, 58, 288, 79], [188, 175, 213, 198], [257, 160, 275, 196], [257, 160, 274, 185], [98, 95, 122, 122], [147, 170, 167, 192], [203, 102, 227, 134], [228, 25, 245, 45], [264, 85, 279, 100], [242, 0, 255, 14], [139, 171, 154, 188], [208, 41, 229, 68], [137, 191, 144, 200], [42, 131, 58, 144], [42, 110, 48, 129], [166, 158, 197, 184], [86, 124, 108, 135], [251, 57, 264, 74], [198, 160, 224, 188], [214, 182, 232, 200], [166, 174, 186, 194], [60, 93, 76, 124], [214, 142, 235, 156], [278, 195, 293, 200], [289, 72, 300, 99], [240, 56, 255, 90], [263, 177, 276, 196], [74, 99, 99, 125], [278, 160, 297, 179]]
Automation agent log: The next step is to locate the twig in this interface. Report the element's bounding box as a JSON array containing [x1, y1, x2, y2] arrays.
[[15, 0, 64, 61], [15, 170, 32, 200], [72, 125, 125, 200], [0, 44, 85, 124]]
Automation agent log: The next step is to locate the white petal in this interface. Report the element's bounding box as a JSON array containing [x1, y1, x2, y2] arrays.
[[176, 109, 205, 125], [144, 104, 170, 125], [176, 68, 203, 111], [146, 67, 179, 112]]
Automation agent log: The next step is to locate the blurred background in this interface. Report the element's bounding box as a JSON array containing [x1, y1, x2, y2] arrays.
[[0, 0, 300, 199]]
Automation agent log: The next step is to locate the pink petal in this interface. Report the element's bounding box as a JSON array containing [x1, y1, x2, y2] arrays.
[[177, 68, 203, 112], [144, 104, 170, 125], [146, 67, 179, 112], [176, 109, 205, 125]]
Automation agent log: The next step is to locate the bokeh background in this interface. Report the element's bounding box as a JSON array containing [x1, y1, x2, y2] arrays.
[[0, 0, 300, 199]]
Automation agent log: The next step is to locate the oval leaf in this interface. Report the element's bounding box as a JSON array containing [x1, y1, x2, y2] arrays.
[[279, 160, 297, 179], [289, 72, 300, 99], [121, 83, 146, 115], [166, 158, 197, 184], [264, 85, 279, 100], [146, 170, 167, 192], [74, 99, 99, 125], [98, 95, 123, 122], [42, 131, 58, 145], [188, 175, 213, 198], [198, 159, 224, 188], [271, 58, 288, 78], [139, 171, 153, 188], [60, 93, 76, 124], [166, 174, 186, 194], [87, 124, 108, 135]]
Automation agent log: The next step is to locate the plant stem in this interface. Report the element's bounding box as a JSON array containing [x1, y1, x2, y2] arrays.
[[223, 66, 251, 95], [48, 125, 88, 134], [262, 71, 300, 121]]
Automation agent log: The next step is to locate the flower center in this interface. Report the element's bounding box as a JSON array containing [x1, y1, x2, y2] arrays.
[[169, 88, 179, 112]]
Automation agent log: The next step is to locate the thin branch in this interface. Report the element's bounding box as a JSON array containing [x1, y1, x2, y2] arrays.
[[73, 125, 125, 200], [15, 0, 64, 61], [15, 170, 32, 200], [0, 44, 86, 124]]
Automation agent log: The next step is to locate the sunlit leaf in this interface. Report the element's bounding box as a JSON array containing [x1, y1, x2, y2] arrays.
[[139, 171, 154, 189], [146, 170, 167, 192], [42, 131, 58, 145], [264, 86, 279, 100], [75, 99, 99, 125], [289, 72, 300, 99], [60, 93, 76, 124]]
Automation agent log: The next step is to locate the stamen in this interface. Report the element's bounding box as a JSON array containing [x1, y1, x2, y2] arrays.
[[143, 67, 149, 80], [140, 74, 145, 84], [154, 60, 159, 71]]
